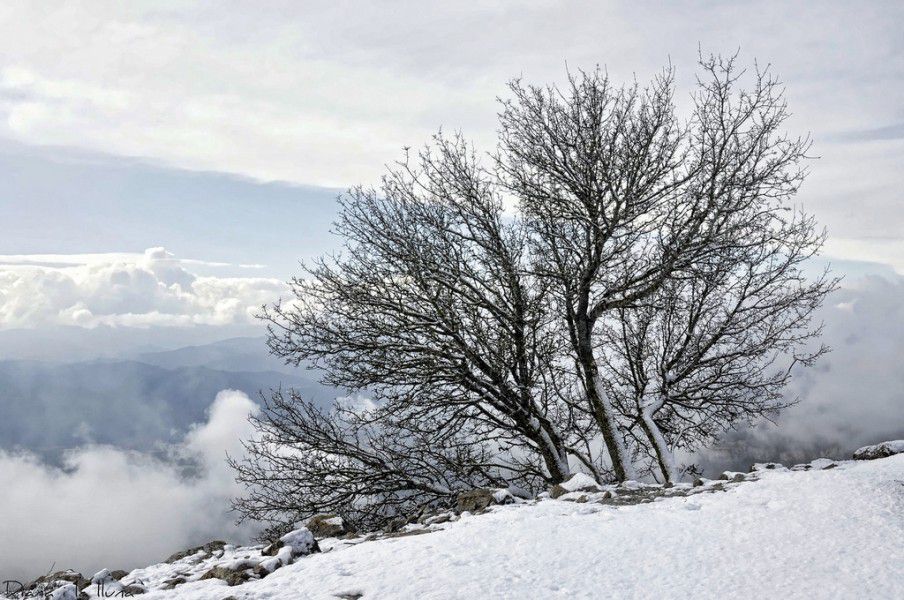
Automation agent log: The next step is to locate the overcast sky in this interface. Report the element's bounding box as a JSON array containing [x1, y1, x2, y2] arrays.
[[0, 0, 902, 276]]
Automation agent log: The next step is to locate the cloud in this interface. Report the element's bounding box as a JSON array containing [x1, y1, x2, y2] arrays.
[[697, 273, 904, 472], [0, 390, 259, 583], [827, 122, 904, 143], [0, 2, 901, 270], [0, 248, 286, 329]]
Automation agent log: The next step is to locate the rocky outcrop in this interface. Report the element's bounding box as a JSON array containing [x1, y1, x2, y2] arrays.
[[306, 514, 348, 538], [853, 440, 904, 461], [24, 570, 89, 593], [199, 566, 251, 587], [165, 540, 227, 563], [549, 473, 603, 499], [262, 526, 320, 563], [455, 488, 515, 513]]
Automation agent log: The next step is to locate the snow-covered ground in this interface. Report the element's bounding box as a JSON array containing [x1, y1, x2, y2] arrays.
[[21, 453, 904, 599]]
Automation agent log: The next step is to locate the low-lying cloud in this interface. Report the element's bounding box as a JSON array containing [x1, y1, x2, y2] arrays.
[[699, 273, 904, 472], [0, 390, 260, 583], [0, 247, 286, 329]]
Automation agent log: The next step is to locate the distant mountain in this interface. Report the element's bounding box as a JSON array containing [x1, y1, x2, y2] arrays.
[[0, 325, 263, 362], [134, 336, 297, 374], [0, 357, 336, 462]]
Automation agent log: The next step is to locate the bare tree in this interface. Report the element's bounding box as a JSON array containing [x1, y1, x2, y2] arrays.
[[497, 54, 814, 480], [598, 208, 836, 482], [260, 135, 575, 485], [235, 54, 831, 532], [230, 389, 510, 532]]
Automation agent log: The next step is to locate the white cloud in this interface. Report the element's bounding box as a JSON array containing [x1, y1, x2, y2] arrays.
[[0, 389, 259, 582], [823, 238, 904, 276], [0, 247, 286, 329], [0, 2, 901, 267]]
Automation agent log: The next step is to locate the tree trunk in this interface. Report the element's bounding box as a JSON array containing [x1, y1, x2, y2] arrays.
[[576, 318, 633, 481], [638, 403, 678, 484], [521, 413, 570, 484]]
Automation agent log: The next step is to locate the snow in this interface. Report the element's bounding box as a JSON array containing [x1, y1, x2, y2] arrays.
[[279, 527, 317, 555], [34, 454, 904, 600], [558, 472, 601, 492], [48, 584, 77, 600], [491, 489, 514, 504], [90, 569, 110, 584]]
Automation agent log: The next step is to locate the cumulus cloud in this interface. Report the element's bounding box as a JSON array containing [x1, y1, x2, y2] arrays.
[[0, 248, 286, 329], [0, 389, 260, 583]]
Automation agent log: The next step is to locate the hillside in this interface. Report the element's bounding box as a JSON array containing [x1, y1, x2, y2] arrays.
[[0, 357, 332, 460], [14, 447, 903, 600]]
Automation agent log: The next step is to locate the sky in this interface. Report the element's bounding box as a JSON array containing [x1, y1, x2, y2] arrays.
[[0, 0, 902, 277], [0, 0, 902, 581]]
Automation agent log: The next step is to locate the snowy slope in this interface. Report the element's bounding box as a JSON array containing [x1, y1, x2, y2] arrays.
[[45, 455, 904, 599]]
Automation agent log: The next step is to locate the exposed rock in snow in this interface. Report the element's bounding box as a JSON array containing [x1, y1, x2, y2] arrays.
[[279, 527, 319, 557], [47, 584, 77, 600], [454, 488, 514, 513], [90, 568, 111, 585], [306, 514, 348, 538], [199, 565, 250, 587], [750, 462, 788, 472], [809, 458, 838, 470], [164, 540, 226, 564], [719, 471, 748, 482], [853, 439, 904, 460], [24, 570, 89, 594], [549, 472, 603, 499]]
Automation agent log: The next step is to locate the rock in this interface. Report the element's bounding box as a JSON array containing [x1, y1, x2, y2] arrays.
[[165, 540, 227, 563], [455, 488, 514, 513], [750, 462, 786, 472], [200, 567, 250, 587], [110, 570, 129, 581], [307, 514, 348, 538], [49, 583, 78, 600], [549, 473, 603, 499], [275, 545, 296, 565], [91, 569, 112, 585], [161, 577, 187, 590], [382, 517, 408, 533], [853, 440, 904, 460], [385, 528, 433, 539], [693, 477, 705, 487], [222, 558, 259, 571], [27, 570, 89, 593], [279, 527, 320, 557], [255, 557, 282, 576], [120, 584, 146, 595], [422, 512, 455, 525], [506, 485, 532, 499], [809, 458, 837, 470], [719, 471, 747, 483], [260, 539, 284, 556]]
